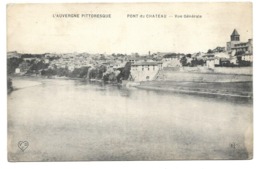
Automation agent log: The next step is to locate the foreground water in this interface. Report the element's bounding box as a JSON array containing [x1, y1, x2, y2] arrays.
[[8, 77, 253, 161]]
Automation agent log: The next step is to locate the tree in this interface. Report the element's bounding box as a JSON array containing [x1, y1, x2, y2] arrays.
[[41, 68, 57, 76], [186, 54, 192, 58], [79, 67, 90, 78], [7, 57, 23, 74], [180, 56, 188, 66], [7, 78, 13, 92], [207, 49, 214, 54], [103, 72, 117, 82], [89, 69, 98, 79], [28, 61, 49, 74], [97, 65, 107, 79], [235, 51, 245, 56], [122, 62, 131, 80], [191, 58, 205, 67], [100, 55, 106, 60], [116, 62, 131, 82], [163, 53, 177, 58], [88, 65, 107, 79], [56, 67, 70, 77]]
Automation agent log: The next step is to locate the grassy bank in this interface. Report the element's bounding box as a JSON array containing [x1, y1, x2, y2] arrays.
[[137, 81, 253, 98]]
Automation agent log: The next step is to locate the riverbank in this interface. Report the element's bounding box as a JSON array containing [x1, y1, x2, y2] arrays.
[[12, 79, 42, 90], [136, 81, 253, 98], [8, 76, 43, 90], [9, 73, 253, 99]]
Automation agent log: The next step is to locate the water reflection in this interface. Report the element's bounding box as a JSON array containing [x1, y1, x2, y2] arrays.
[[8, 77, 253, 161]]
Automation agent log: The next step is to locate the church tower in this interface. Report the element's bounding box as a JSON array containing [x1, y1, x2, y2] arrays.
[[230, 29, 240, 41]]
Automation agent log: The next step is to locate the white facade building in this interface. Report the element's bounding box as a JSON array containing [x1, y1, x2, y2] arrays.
[[130, 62, 163, 81], [241, 54, 253, 62]]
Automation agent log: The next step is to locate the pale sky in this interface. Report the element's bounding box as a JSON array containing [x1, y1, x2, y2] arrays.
[[7, 3, 252, 55]]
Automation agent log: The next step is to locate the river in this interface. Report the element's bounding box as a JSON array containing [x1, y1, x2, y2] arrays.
[[8, 77, 253, 161]]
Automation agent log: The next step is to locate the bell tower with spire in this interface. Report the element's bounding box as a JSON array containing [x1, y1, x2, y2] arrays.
[[227, 29, 241, 51], [230, 29, 240, 41], [226, 28, 253, 54]]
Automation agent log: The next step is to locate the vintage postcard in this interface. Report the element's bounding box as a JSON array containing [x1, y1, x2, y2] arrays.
[[7, 3, 253, 161]]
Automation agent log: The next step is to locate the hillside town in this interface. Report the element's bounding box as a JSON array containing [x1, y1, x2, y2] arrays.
[[7, 29, 253, 85]]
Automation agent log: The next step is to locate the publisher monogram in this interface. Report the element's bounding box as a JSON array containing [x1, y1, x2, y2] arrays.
[[18, 141, 29, 152]]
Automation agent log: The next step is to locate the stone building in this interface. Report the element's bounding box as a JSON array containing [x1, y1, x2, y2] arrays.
[[226, 29, 253, 54], [130, 61, 163, 81]]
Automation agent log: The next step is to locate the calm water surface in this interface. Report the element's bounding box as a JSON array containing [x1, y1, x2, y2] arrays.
[[8, 77, 253, 161]]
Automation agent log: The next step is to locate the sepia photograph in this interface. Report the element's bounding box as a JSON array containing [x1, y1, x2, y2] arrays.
[[7, 3, 253, 161]]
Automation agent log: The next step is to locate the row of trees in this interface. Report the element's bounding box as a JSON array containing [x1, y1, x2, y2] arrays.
[[7, 58, 50, 75], [40, 63, 131, 83], [8, 56, 131, 83], [41, 66, 103, 79], [180, 57, 205, 67]]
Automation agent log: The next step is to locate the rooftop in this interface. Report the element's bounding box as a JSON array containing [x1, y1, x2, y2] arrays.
[[231, 29, 240, 36], [132, 61, 163, 66]]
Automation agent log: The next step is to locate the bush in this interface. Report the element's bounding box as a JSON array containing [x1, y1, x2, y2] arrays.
[[89, 65, 107, 79], [116, 62, 131, 82]]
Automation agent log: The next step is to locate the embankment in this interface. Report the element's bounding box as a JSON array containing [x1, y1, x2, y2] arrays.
[[156, 70, 252, 83], [138, 70, 253, 98], [137, 81, 252, 98]]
